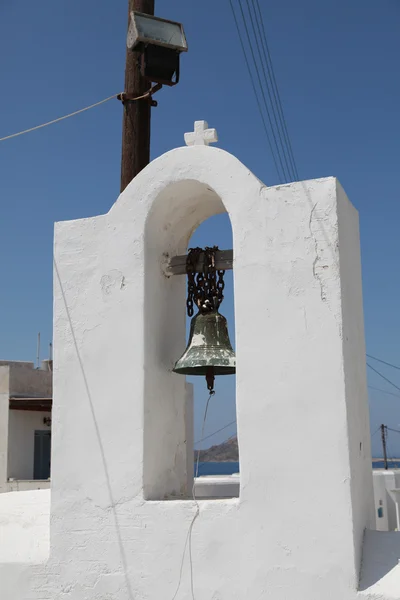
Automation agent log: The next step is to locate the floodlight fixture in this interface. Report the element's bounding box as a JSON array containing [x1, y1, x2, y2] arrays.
[[127, 12, 188, 86]]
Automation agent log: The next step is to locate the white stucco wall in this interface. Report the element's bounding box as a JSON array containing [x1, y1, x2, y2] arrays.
[[337, 180, 375, 563], [0, 144, 393, 599], [7, 411, 51, 480]]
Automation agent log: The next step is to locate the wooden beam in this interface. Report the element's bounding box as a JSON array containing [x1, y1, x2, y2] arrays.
[[9, 398, 52, 411], [166, 249, 233, 276], [9, 406, 52, 412]]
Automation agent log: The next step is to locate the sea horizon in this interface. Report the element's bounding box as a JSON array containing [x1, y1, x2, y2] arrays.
[[196, 459, 400, 476]]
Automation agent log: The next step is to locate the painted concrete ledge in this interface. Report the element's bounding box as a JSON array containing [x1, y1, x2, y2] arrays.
[[194, 474, 240, 499], [3, 479, 50, 493], [0, 488, 50, 563]]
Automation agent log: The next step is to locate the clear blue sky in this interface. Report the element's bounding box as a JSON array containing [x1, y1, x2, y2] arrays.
[[1, 0, 400, 456]]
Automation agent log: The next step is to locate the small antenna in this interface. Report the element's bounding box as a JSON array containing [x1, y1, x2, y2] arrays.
[[36, 332, 41, 369]]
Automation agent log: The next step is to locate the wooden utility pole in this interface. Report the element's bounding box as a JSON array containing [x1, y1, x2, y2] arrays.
[[381, 424, 388, 470], [120, 0, 155, 193]]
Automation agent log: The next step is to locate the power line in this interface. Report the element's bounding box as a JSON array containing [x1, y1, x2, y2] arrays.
[[0, 94, 120, 142], [229, 0, 284, 182], [386, 427, 400, 435], [195, 356, 400, 449], [237, 0, 290, 182], [194, 420, 236, 445], [367, 354, 400, 372], [230, 0, 299, 184], [368, 385, 400, 399], [252, 0, 299, 180], [372, 425, 381, 437], [194, 380, 393, 452], [245, 0, 292, 181], [367, 362, 400, 394], [385, 429, 400, 464]]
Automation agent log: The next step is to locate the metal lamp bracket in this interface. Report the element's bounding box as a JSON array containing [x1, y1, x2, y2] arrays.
[[117, 83, 163, 108]]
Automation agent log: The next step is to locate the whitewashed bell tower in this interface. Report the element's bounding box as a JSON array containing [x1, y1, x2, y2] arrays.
[[0, 121, 383, 600]]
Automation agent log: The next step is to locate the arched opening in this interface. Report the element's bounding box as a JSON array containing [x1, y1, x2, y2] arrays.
[[142, 179, 239, 500], [187, 215, 239, 500]]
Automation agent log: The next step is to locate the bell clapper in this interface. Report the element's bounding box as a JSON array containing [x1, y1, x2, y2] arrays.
[[205, 367, 215, 395]]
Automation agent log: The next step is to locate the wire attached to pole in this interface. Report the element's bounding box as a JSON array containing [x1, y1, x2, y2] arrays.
[[0, 94, 119, 142], [0, 87, 163, 143]]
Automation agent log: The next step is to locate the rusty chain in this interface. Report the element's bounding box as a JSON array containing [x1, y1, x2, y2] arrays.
[[186, 247, 202, 317], [186, 246, 225, 317]]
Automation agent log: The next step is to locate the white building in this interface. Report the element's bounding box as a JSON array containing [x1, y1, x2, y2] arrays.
[[373, 469, 400, 531], [0, 121, 399, 599], [0, 360, 52, 493]]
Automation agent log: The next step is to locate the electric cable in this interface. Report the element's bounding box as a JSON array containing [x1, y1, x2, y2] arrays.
[[385, 429, 400, 467], [229, 0, 283, 182], [386, 427, 400, 435], [0, 94, 120, 142], [244, 0, 292, 181], [194, 419, 236, 445], [367, 362, 400, 394], [368, 385, 400, 399], [237, 0, 288, 181], [372, 425, 381, 437], [367, 354, 400, 372], [253, 0, 299, 180]]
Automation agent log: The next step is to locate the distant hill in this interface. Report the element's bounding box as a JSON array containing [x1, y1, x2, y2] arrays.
[[196, 436, 238, 462]]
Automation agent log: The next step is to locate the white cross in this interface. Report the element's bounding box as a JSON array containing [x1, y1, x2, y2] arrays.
[[184, 120, 218, 147]]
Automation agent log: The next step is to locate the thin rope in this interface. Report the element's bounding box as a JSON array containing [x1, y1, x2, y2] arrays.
[[0, 93, 124, 142], [171, 391, 214, 600], [194, 392, 213, 484], [190, 392, 213, 600]]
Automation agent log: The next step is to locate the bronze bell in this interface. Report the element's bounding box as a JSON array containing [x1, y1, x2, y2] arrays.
[[173, 308, 236, 390]]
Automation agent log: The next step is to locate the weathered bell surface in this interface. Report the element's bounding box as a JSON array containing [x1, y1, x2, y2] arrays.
[[173, 309, 236, 376]]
